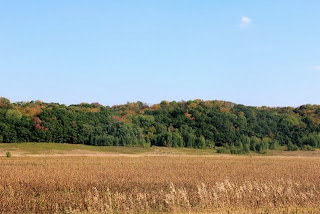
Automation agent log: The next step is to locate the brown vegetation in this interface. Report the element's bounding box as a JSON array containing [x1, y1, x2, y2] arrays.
[[1, 155, 320, 213]]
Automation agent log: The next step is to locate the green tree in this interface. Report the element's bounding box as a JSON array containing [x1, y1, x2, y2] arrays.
[[196, 136, 206, 149], [6, 109, 22, 121]]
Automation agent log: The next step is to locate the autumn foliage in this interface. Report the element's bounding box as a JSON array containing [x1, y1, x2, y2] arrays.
[[33, 117, 48, 131]]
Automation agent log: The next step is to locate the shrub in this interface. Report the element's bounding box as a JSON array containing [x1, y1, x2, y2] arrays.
[[258, 138, 269, 154], [230, 146, 243, 154], [243, 143, 250, 153], [299, 134, 320, 148], [286, 141, 299, 151], [155, 132, 173, 147], [216, 147, 229, 154], [269, 140, 280, 150], [250, 137, 268, 154], [230, 143, 248, 154], [142, 141, 151, 148], [172, 132, 184, 148], [256, 144, 268, 154], [301, 145, 315, 151], [240, 136, 250, 153], [206, 139, 215, 149], [196, 136, 206, 149], [6, 152, 11, 158], [250, 136, 261, 152]]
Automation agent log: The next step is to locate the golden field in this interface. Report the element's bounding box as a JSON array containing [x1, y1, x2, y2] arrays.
[[1, 149, 320, 213]]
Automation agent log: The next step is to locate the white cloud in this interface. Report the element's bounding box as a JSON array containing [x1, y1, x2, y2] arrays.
[[313, 66, 320, 70], [240, 16, 252, 27]]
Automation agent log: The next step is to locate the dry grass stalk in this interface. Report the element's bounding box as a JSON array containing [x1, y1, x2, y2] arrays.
[[0, 156, 320, 213]]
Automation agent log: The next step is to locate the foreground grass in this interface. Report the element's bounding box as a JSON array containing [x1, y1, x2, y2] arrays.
[[1, 155, 320, 213]]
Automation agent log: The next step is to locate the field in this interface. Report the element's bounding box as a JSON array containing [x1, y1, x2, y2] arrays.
[[1, 144, 320, 213]]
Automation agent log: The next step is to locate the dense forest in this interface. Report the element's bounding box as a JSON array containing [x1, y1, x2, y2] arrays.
[[1, 97, 320, 153]]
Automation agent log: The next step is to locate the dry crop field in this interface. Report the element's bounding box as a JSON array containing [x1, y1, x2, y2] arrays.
[[1, 155, 320, 213]]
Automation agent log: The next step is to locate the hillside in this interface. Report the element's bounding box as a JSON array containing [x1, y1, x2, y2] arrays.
[[1, 97, 320, 154]]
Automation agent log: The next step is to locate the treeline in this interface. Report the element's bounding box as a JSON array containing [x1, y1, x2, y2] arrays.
[[1, 97, 320, 153]]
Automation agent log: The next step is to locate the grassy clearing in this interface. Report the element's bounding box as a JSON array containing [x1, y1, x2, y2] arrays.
[[1, 143, 320, 157], [0, 143, 153, 155], [0, 143, 219, 156]]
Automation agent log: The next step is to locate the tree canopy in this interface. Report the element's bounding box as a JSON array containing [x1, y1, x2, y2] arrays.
[[1, 97, 320, 153]]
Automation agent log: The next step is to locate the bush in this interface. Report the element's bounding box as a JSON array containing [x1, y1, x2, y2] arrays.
[[142, 141, 151, 148], [299, 134, 320, 148], [301, 145, 315, 151], [6, 152, 11, 158], [243, 143, 250, 153], [240, 136, 250, 153], [286, 141, 299, 151], [216, 147, 229, 154], [230, 143, 248, 154], [257, 138, 269, 154], [172, 132, 184, 148], [250, 136, 261, 152], [155, 132, 173, 147], [256, 144, 268, 154], [206, 139, 215, 149], [269, 140, 280, 150], [230, 146, 246, 154], [196, 136, 206, 149], [250, 137, 268, 154]]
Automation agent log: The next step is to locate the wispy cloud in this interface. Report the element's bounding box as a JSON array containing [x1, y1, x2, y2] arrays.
[[313, 66, 320, 70], [240, 16, 252, 28]]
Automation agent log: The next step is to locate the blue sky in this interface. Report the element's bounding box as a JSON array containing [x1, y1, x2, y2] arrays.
[[0, 1, 319, 107]]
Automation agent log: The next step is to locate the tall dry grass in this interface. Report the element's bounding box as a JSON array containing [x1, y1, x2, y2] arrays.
[[1, 156, 320, 213]]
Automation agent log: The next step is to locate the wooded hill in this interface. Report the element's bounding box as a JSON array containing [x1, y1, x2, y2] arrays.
[[1, 97, 320, 154]]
